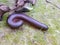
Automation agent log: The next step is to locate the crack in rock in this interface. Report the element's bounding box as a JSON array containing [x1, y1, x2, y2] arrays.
[[46, 0, 60, 9]]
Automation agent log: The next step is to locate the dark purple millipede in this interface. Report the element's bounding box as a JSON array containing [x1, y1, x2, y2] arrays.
[[7, 13, 48, 31]]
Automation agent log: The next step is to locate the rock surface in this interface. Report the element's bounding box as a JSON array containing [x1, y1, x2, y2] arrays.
[[0, 0, 60, 45]]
